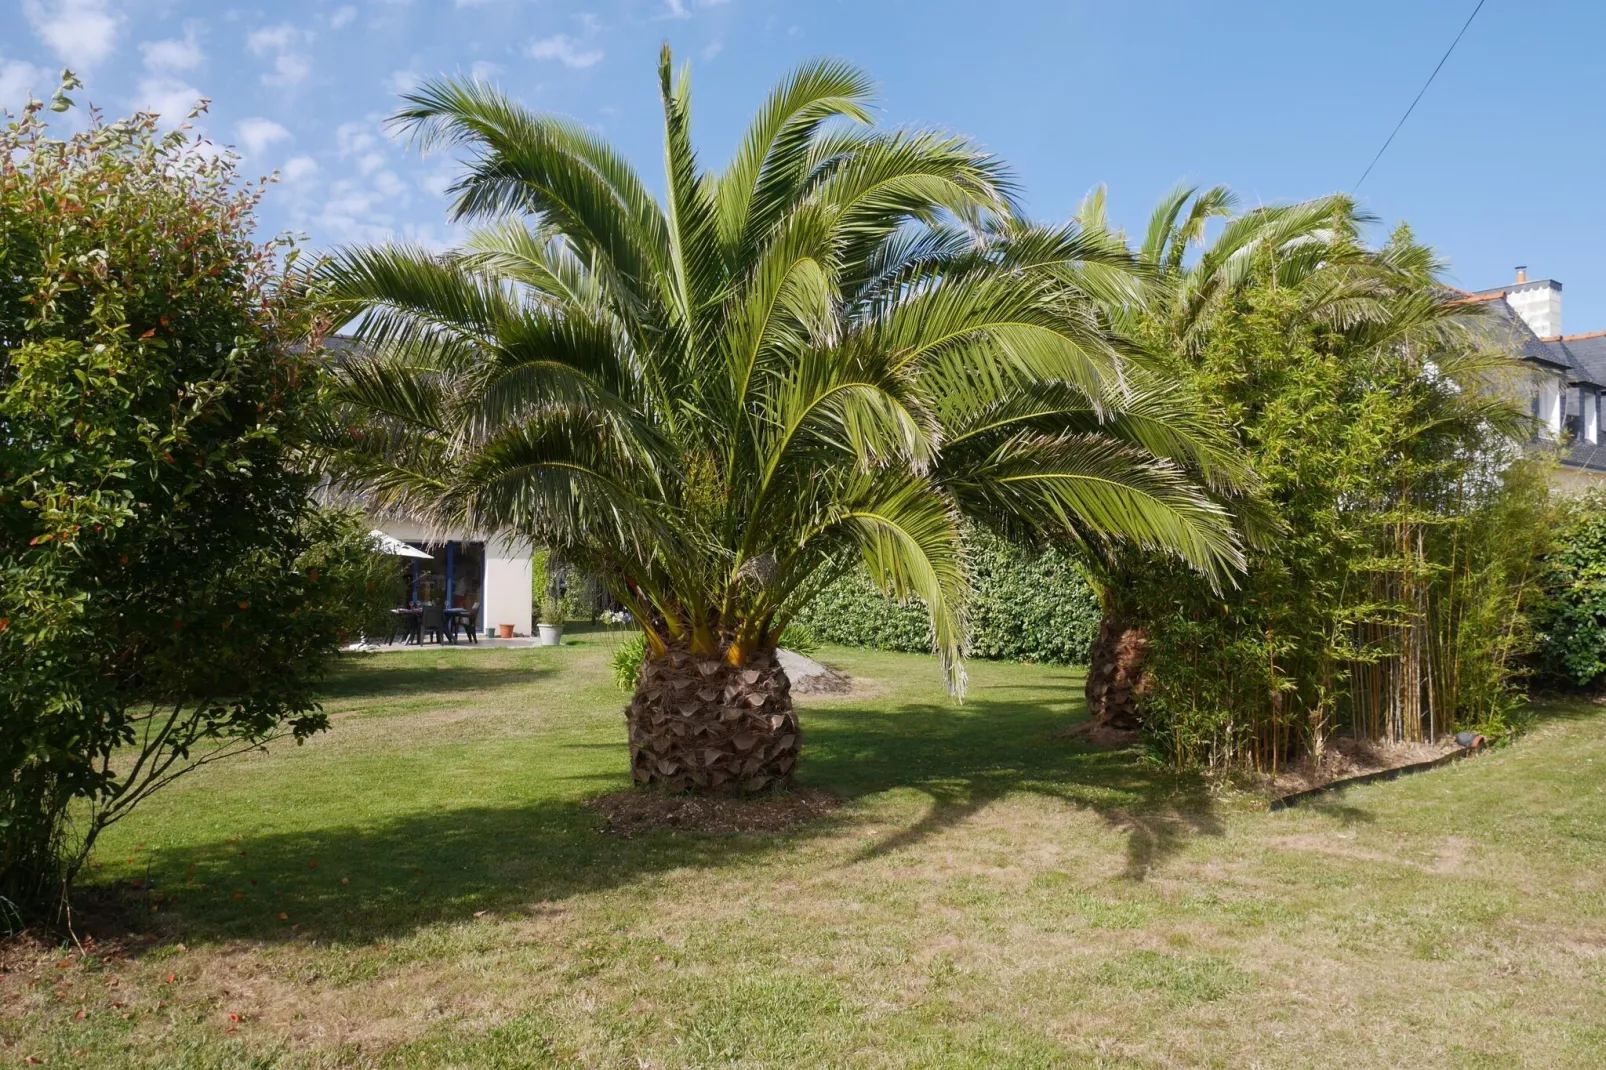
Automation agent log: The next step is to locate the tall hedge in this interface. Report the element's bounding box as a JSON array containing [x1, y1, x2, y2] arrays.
[[1536, 490, 1606, 689], [795, 528, 1099, 664]]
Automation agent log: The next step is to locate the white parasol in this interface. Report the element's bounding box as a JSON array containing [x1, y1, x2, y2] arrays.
[[368, 529, 434, 559]]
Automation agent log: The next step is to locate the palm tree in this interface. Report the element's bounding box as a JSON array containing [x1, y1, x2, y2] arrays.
[[317, 50, 1245, 792]]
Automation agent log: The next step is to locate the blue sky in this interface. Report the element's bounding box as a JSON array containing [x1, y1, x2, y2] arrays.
[[6, 0, 1605, 330]]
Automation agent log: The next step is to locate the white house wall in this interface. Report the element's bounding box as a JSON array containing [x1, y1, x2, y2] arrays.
[[483, 535, 534, 636]]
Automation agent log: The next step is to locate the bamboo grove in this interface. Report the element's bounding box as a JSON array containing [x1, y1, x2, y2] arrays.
[[1078, 191, 1553, 771]]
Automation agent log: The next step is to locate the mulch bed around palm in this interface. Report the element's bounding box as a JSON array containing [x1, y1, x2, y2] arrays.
[[585, 787, 840, 837]]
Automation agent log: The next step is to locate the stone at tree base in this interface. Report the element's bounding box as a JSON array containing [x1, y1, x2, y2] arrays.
[[775, 648, 851, 694]]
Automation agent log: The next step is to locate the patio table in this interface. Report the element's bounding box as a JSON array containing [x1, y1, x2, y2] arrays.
[[444, 607, 477, 644], [391, 607, 424, 645]]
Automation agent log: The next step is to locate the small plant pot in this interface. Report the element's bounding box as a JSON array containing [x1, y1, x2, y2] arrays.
[[538, 623, 564, 646], [485, 627, 495, 640], [497, 623, 515, 640]]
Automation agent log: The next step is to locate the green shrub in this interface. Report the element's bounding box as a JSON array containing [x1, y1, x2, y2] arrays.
[[0, 87, 337, 922], [530, 549, 550, 623], [298, 508, 408, 645], [795, 527, 1099, 664], [613, 633, 648, 690], [1536, 490, 1606, 689], [777, 622, 819, 657]]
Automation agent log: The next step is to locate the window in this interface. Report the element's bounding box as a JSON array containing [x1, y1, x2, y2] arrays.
[[1587, 389, 1601, 445], [1536, 380, 1564, 439]]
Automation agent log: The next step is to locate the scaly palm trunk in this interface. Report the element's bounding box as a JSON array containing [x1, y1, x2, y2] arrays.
[[1084, 611, 1150, 732], [626, 643, 801, 793]]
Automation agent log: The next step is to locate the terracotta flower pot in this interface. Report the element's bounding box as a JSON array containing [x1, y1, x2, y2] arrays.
[[497, 623, 515, 639]]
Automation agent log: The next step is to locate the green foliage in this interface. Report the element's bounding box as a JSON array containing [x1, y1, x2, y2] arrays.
[[1536, 490, 1606, 688], [298, 508, 409, 645], [611, 622, 820, 691], [612, 633, 648, 690], [796, 527, 1100, 664], [0, 89, 338, 921], [1105, 238, 1543, 768], [776, 621, 819, 657], [530, 548, 549, 624]]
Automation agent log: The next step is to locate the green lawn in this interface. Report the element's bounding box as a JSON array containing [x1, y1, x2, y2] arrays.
[[4, 628, 1606, 1067]]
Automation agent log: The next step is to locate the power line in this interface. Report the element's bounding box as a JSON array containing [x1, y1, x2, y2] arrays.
[[1353, 0, 1489, 192]]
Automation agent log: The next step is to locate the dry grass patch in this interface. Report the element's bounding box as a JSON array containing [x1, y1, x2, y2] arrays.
[[584, 787, 841, 837]]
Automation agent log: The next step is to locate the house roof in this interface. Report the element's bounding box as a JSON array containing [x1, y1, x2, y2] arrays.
[[1449, 287, 1606, 473], [1463, 288, 1581, 376], [1553, 332, 1606, 391]]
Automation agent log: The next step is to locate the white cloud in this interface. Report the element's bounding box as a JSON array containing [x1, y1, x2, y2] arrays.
[[247, 24, 299, 55], [329, 6, 358, 29], [316, 183, 392, 242], [384, 69, 422, 96], [469, 60, 501, 82], [419, 167, 455, 197], [525, 34, 603, 69], [281, 155, 319, 183], [312, 176, 426, 245], [455, 0, 500, 6], [133, 76, 204, 126], [702, 38, 724, 61], [0, 58, 45, 112], [336, 120, 379, 156], [140, 28, 202, 73], [247, 23, 311, 87], [236, 117, 291, 155], [372, 170, 409, 200], [24, 0, 120, 69], [665, 0, 688, 17], [356, 151, 386, 176], [264, 52, 312, 88]]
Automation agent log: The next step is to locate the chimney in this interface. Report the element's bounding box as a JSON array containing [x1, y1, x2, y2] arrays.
[[1505, 270, 1563, 338]]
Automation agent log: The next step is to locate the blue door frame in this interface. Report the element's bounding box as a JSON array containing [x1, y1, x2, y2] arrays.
[[406, 541, 482, 632]]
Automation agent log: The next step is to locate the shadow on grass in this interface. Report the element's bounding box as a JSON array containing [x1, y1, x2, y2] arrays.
[[94, 661, 1223, 945], [1523, 692, 1606, 727], [316, 652, 551, 702], [800, 671, 1222, 881]]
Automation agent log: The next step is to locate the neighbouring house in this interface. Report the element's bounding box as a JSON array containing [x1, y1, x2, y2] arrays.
[[1469, 268, 1606, 488], [318, 336, 536, 637], [373, 521, 534, 638]]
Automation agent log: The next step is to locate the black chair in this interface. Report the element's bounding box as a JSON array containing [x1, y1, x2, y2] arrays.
[[421, 603, 448, 644], [456, 602, 480, 644], [390, 609, 422, 645]]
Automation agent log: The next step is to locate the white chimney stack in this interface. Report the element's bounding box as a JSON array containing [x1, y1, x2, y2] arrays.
[[1506, 270, 1562, 338]]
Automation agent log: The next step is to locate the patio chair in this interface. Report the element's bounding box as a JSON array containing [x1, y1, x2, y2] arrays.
[[391, 609, 423, 646], [421, 603, 447, 644], [458, 602, 480, 644]]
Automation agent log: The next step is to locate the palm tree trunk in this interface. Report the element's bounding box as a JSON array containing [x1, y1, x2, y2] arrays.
[[626, 643, 800, 793], [1084, 610, 1150, 731]]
